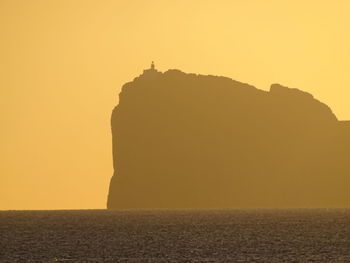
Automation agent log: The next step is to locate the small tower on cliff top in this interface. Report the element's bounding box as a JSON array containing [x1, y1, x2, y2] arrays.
[[143, 61, 157, 75]]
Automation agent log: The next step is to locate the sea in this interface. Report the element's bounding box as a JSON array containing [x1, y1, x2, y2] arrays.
[[0, 209, 349, 262]]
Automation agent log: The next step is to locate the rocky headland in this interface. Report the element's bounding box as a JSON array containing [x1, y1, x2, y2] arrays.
[[107, 64, 350, 209]]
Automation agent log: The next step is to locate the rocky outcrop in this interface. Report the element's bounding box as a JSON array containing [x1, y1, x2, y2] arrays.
[[107, 66, 350, 209]]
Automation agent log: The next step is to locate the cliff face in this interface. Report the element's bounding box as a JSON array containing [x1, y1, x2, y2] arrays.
[[107, 67, 350, 209]]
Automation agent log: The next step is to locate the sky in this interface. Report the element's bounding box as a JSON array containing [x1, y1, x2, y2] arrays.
[[1, 0, 350, 210]]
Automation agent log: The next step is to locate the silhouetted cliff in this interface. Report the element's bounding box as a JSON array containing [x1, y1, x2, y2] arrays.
[[107, 65, 350, 209]]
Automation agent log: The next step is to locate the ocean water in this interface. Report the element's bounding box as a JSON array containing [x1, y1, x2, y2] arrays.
[[0, 209, 349, 262]]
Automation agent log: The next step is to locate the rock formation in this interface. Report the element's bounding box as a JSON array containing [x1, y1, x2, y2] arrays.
[[107, 64, 350, 209]]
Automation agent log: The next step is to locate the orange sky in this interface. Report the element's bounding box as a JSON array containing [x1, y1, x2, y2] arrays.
[[1, 0, 350, 210]]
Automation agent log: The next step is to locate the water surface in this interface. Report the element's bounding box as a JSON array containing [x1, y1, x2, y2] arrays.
[[1, 209, 349, 262]]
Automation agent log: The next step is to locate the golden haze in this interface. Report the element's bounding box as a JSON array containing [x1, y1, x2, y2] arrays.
[[1, 0, 350, 209]]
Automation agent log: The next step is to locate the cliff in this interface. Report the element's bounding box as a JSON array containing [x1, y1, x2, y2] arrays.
[[107, 65, 350, 209]]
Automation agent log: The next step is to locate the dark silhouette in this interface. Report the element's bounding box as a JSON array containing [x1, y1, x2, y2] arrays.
[[107, 63, 350, 209]]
